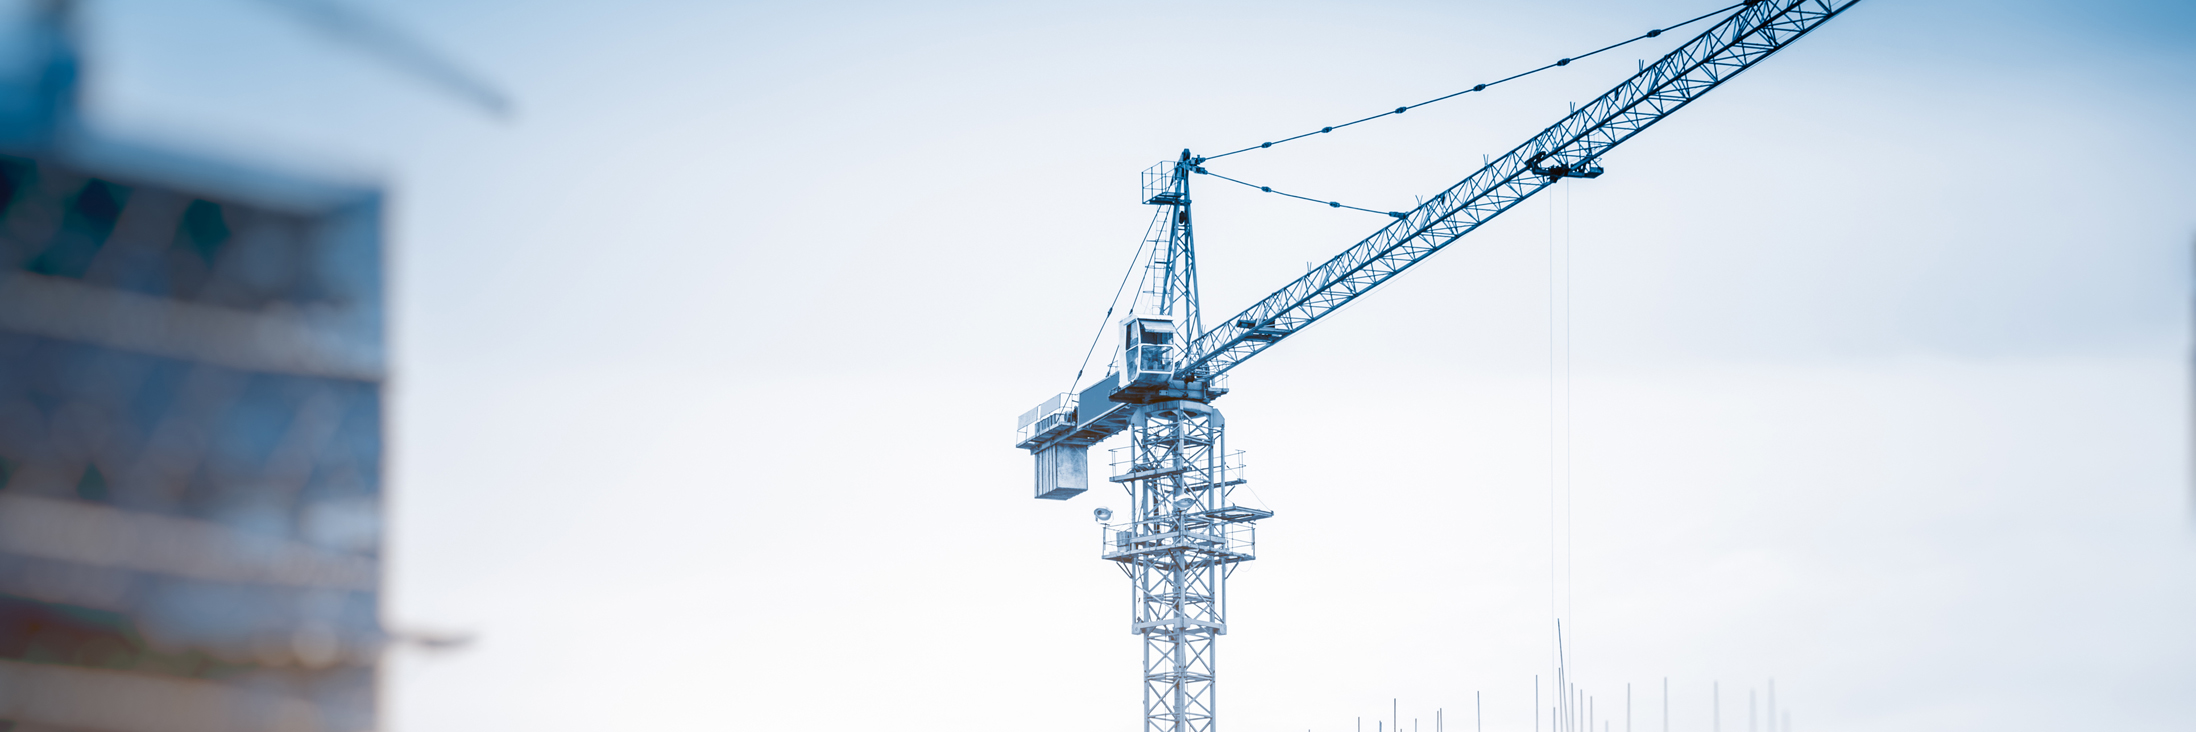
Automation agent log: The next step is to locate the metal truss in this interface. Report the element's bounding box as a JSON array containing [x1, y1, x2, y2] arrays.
[[1106, 400, 1268, 732], [1141, 153, 1203, 339], [1183, 0, 1863, 378]]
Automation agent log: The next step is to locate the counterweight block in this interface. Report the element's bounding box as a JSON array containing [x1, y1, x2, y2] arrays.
[[1033, 443, 1088, 500]]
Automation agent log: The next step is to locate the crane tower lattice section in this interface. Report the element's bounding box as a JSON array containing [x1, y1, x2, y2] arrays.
[[1107, 399, 1264, 732]]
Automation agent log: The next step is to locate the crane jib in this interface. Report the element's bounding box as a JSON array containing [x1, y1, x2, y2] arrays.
[[1179, 0, 1863, 380]]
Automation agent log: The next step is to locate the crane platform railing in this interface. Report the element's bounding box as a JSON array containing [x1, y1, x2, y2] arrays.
[[1107, 447, 1247, 486], [1103, 520, 1260, 565], [1016, 392, 1078, 447]]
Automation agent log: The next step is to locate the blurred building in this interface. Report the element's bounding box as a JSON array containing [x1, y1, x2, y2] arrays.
[[0, 4, 388, 731]]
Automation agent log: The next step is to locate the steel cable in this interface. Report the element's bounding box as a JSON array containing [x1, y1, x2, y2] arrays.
[[1198, 168, 1403, 218], [1067, 211, 1164, 396], [1200, 1, 1748, 163]]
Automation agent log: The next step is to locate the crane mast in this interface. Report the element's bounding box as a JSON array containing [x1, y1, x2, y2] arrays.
[[1113, 154, 1266, 732], [1013, 3, 1864, 731]]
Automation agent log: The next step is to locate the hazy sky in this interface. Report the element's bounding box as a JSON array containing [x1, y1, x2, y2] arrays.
[[51, 0, 2196, 730]]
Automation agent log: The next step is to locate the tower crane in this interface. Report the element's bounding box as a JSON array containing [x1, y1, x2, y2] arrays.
[[1011, 3, 1864, 731]]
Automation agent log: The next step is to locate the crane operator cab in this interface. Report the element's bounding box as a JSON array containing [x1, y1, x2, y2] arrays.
[[1120, 315, 1178, 390]]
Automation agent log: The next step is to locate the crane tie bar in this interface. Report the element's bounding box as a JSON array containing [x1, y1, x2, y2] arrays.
[[1197, 168, 1404, 218], [1199, 1, 1751, 163]]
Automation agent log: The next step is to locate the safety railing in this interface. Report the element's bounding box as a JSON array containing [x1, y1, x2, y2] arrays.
[[1141, 159, 1187, 205], [1016, 392, 1076, 446], [1108, 448, 1246, 485], [1101, 518, 1258, 563]]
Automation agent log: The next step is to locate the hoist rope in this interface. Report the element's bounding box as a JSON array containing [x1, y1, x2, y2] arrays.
[[1545, 180, 1581, 688], [1563, 177, 1576, 676], [1547, 180, 1560, 682], [1201, 1, 1748, 163]]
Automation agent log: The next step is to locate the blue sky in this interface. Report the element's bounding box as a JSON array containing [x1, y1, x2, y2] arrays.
[[35, 0, 2196, 729]]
